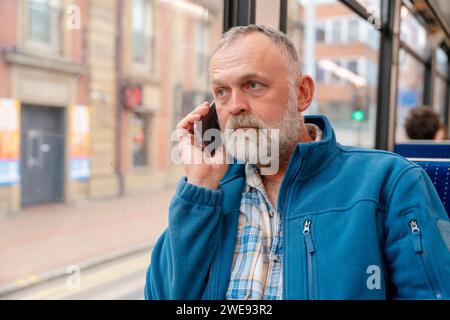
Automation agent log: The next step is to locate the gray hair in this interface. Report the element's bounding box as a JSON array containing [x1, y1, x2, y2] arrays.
[[211, 24, 302, 85]]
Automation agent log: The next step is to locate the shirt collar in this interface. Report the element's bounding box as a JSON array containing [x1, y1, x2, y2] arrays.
[[243, 120, 324, 195], [305, 123, 323, 142]]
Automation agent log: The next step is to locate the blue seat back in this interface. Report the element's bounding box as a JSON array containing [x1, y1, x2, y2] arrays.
[[413, 160, 450, 217], [394, 142, 450, 159]]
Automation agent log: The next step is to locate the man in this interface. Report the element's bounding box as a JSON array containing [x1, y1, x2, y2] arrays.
[[145, 25, 450, 300], [405, 106, 448, 140]]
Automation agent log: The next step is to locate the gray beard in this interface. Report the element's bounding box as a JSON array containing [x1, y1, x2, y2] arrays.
[[224, 89, 303, 164]]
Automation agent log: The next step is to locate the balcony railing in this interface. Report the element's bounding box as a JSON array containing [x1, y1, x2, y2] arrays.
[[132, 32, 155, 72], [26, 0, 62, 52]]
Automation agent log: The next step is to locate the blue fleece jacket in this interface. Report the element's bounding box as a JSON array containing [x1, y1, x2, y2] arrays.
[[145, 115, 450, 300]]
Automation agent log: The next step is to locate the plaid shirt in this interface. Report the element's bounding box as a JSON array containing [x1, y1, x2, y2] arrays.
[[226, 124, 322, 300]]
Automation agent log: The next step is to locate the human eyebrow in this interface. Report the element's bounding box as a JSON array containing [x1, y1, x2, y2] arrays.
[[211, 73, 269, 87], [237, 73, 269, 83]]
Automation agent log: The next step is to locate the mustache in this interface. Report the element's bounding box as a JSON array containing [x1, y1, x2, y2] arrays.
[[225, 114, 268, 130]]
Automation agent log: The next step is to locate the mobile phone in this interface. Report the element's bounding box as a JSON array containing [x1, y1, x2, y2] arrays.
[[195, 102, 222, 156]]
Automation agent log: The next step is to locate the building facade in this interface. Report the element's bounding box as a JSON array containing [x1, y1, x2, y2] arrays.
[[0, 0, 222, 216]]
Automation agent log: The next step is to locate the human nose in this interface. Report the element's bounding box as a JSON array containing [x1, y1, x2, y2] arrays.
[[228, 90, 250, 116]]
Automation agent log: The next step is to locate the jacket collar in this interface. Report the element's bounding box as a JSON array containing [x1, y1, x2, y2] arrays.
[[288, 115, 339, 181], [219, 115, 339, 212]]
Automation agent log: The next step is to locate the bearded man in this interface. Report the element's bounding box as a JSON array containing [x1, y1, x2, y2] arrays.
[[145, 25, 450, 300]]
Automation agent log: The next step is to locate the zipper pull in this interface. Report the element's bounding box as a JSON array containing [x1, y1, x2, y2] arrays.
[[303, 220, 315, 253], [409, 220, 420, 233], [303, 220, 311, 234], [409, 220, 423, 253]]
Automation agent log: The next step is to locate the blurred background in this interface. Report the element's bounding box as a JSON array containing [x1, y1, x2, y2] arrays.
[[0, 0, 448, 299]]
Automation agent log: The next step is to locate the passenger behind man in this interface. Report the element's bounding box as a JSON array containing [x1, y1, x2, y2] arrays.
[[405, 106, 449, 140]]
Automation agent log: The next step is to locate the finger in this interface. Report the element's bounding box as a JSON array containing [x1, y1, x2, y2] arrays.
[[176, 113, 202, 130], [176, 127, 192, 144], [191, 101, 211, 117]]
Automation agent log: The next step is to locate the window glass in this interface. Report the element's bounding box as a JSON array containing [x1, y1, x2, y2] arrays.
[[132, 113, 149, 167], [436, 47, 448, 76], [400, 5, 429, 58], [348, 60, 358, 75], [433, 75, 446, 120], [332, 20, 341, 44], [396, 49, 425, 141], [0, 0, 223, 299], [348, 19, 360, 43], [316, 62, 325, 83], [133, 0, 145, 32], [27, 0, 60, 49], [289, 0, 380, 148], [316, 22, 326, 43], [132, 0, 154, 67]]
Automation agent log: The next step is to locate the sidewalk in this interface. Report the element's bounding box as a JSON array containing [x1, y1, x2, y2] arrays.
[[0, 186, 176, 295]]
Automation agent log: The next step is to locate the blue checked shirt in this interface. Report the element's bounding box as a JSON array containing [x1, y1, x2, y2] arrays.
[[225, 124, 322, 300]]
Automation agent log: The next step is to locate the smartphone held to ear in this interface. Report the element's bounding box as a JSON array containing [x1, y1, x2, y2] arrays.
[[194, 102, 222, 156]]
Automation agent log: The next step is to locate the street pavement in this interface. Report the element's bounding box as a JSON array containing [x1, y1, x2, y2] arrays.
[[0, 186, 176, 298], [1, 250, 150, 300]]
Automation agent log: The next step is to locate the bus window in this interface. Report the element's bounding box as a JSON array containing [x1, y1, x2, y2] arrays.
[[287, 0, 381, 148]]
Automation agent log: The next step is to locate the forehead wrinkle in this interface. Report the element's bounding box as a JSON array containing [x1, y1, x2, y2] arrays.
[[210, 35, 289, 87]]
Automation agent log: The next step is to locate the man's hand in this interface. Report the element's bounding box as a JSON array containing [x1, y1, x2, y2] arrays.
[[176, 102, 229, 190]]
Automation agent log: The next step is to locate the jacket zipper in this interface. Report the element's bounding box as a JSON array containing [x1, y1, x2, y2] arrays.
[[409, 219, 442, 299], [281, 161, 303, 300], [303, 219, 315, 300], [207, 265, 213, 299]]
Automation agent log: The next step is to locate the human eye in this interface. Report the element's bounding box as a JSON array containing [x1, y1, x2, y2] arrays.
[[215, 88, 229, 97], [246, 81, 262, 90]]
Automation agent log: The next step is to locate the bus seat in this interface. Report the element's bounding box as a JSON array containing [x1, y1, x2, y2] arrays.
[[411, 159, 450, 218], [394, 142, 450, 159]]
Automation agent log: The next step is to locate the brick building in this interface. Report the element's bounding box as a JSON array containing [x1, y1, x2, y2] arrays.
[[0, 0, 222, 216]]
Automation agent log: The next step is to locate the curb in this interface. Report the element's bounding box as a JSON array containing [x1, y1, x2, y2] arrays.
[[0, 242, 154, 298]]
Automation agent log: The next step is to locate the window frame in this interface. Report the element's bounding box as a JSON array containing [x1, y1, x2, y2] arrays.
[[23, 0, 62, 56], [131, 0, 155, 72]]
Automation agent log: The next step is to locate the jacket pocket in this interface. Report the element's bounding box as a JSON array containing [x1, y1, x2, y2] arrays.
[[407, 217, 443, 299], [302, 217, 316, 300]]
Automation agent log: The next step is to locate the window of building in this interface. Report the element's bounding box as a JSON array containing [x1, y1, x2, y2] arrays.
[[347, 19, 359, 43], [26, 0, 61, 51], [316, 62, 325, 83], [132, 112, 149, 167], [316, 22, 326, 43], [132, 0, 154, 69], [347, 60, 358, 75], [331, 20, 341, 44]]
